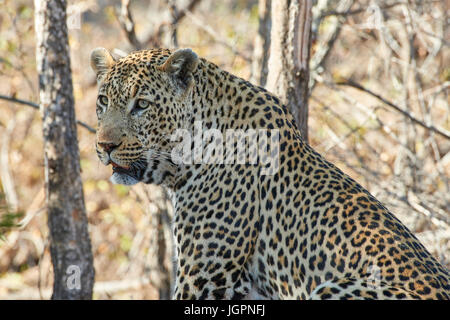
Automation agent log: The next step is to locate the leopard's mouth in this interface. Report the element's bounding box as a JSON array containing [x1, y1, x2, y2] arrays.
[[111, 161, 130, 173], [109, 160, 147, 183]]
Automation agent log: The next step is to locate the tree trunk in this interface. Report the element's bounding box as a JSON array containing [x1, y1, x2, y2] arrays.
[[250, 0, 271, 87], [144, 185, 173, 299], [34, 0, 95, 300], [266, 0, 312, 142]]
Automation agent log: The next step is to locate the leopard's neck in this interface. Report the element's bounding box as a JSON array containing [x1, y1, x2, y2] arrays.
[[188, 58, 265, 132]]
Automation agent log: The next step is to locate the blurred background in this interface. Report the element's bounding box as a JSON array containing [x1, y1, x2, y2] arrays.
[[0, 0, 448, 299]]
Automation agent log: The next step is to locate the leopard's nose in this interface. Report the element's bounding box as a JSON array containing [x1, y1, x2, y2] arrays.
[[98, 142, 121, 154]]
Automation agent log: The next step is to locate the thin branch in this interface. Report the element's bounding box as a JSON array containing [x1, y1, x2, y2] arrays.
[[418, 27, 450, 47], [184, 10, 251, 62], [310, 0, 354, 91], [0, 95, 39, 109], [318, 1, 436, 19], [0, 95, 96, 134], [336, 80, 450, 141], [144, 0, 203, 48], [1, 118, 18, 212], [168, 0, 179, 48], [116, 0, 143, 50], [250, 0, 271, 86], [117, 0, 202, 50], [115, 0, 249, 62], [407, 190, 449, 229], [320, 2, 394, 19], [167, 0, 202, 28]]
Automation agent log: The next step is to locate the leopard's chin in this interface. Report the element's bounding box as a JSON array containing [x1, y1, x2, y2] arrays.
[[110, 172, 140, 186]]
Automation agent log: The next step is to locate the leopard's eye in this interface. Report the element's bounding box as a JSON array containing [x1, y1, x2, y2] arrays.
[[97, 95, 108, 106], [135, 99, 150, 110]]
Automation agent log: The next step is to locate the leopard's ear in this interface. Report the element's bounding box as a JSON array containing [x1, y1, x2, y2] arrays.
[[158, 48, 199, 94], [90, 47, 116, 84]]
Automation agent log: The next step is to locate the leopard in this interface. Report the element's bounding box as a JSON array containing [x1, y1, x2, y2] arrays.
[[90, 47, 450, 299]]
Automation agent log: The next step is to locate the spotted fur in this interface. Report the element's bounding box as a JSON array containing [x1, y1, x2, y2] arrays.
[[91, 48, 450, 300]]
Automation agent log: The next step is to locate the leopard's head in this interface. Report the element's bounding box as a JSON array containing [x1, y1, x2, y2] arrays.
[[90, 48, 198, 187]]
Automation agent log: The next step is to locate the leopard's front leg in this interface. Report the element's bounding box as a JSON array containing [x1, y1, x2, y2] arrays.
[[171, 216, 257, 299], [172, 168, 261, 300], [172, 254, 253, 300]]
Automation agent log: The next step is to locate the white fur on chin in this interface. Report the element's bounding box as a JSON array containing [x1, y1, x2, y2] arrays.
[[110, 172, 139, 186]]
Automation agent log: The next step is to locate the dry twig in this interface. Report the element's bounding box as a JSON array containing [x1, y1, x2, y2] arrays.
[[0, 95, 96, 133], [336, 80, 450, 141], [116, 0, 142, 49], [116, 0, 203, 49]]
